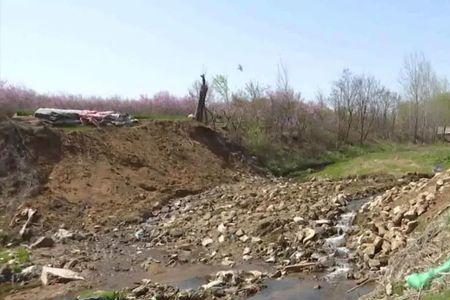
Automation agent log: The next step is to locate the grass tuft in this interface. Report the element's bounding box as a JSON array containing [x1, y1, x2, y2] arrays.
[[0, 248, 31, 272], [77, 290, 125, 300]]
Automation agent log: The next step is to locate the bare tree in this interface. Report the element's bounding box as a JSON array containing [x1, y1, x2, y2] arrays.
[[276, 61, 291, 94], [195, 74, 208, 122], [212, 74, 230, 103], [378, 90, 400, 139], [329, 69, 359, 143], [244, 81, 267, 101], [355, 75, 384, 144], [400, 52, 439, 142]]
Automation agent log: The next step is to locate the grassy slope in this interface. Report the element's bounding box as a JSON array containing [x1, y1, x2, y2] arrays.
[[311, 143, 450, 179], [422, 289, 450, 300]]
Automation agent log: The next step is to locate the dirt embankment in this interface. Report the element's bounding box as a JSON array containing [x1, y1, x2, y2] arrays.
[[0, 122, 62, 230], [1, 120, 250, 235]]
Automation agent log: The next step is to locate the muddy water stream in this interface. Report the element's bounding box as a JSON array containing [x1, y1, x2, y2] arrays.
[[51, 197, 374, 300], [99, 264, 372, 300]]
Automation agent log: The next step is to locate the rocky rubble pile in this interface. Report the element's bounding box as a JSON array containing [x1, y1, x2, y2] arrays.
[[135, 176, 399, 277], [115, 270, 266, 300], [348, 172, 450, 279]]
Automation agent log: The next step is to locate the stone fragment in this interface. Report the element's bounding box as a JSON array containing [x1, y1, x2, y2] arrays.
[[132, 285, 149, 297], [368, 259, 381, 268], [240, 235, 249, 242], [53, 229, 74, 241], [302, 228, 316, 243], [31, 236, 55, 249], [218, 223, 227, 234], [403, 209, 417, 221], [202, 238, 213, 247], [40, 266, 84, 285], [293, 216, 305, 224], [218, 235, 225, 243], [251, 237, 262, 243], [235, 229, 244, 237], [363, 243, 376, 258], [386, 283, 393, 296], [405, 220, 418, 234]]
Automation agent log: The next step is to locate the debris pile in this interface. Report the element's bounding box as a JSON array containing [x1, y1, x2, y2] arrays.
[[34, 108, 138, 126], [123, 270, 266, 300], [137, 175, 401, 278], [348, 173, 450, 279]]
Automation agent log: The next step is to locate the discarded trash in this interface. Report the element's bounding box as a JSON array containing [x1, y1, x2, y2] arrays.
[[34, 108, 138, 126], [406, 259, 450, 290]]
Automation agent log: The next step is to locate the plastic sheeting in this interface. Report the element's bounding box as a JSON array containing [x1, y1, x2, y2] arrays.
[[406, 259, 450, 290], [34, 108, 138, 126]]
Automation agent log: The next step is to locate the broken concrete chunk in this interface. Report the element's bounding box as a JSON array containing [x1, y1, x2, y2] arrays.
[[40, 266, 84, 285], [202, 238, 213, 247], [235, 229, 245, 237]]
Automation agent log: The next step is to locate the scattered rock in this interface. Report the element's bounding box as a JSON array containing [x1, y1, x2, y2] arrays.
[[293, 216, 305, 224], [31, 236, 55, 249], [53, 229, 74, 241], [386, 283, 393, 296], [217, 223, 227, 234], [303, 228, 316, 243], [235, 229, 245, 237], [40, 266, 84, 285], [202, 238, 213, 247], [405, 220, 419, 234], [132, 285, 149, 297], [368, 259, 381, 268]]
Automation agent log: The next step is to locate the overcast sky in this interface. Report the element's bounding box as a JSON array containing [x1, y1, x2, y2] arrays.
[[2, 0, 450, 99]]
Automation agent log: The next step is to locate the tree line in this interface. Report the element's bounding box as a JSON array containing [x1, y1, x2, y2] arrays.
[[1, 52, 450, 153], [206, 53, 450, 155]]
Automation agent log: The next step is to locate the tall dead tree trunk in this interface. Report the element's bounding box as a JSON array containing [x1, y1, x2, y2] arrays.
[[195, 74, 208, 122]]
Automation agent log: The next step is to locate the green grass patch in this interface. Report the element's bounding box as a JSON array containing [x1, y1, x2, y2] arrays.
[[391, 281, 405, 296], [311, 143, 450, 179], [134, 114, 187, 121], [77, 290, 125, 300], [422, 289, 450, 300], [15, 110, 34, 116], [0, 248, 31, 271]]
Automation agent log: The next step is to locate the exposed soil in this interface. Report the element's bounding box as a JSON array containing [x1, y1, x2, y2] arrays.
[[1, 120, 251, 235]]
